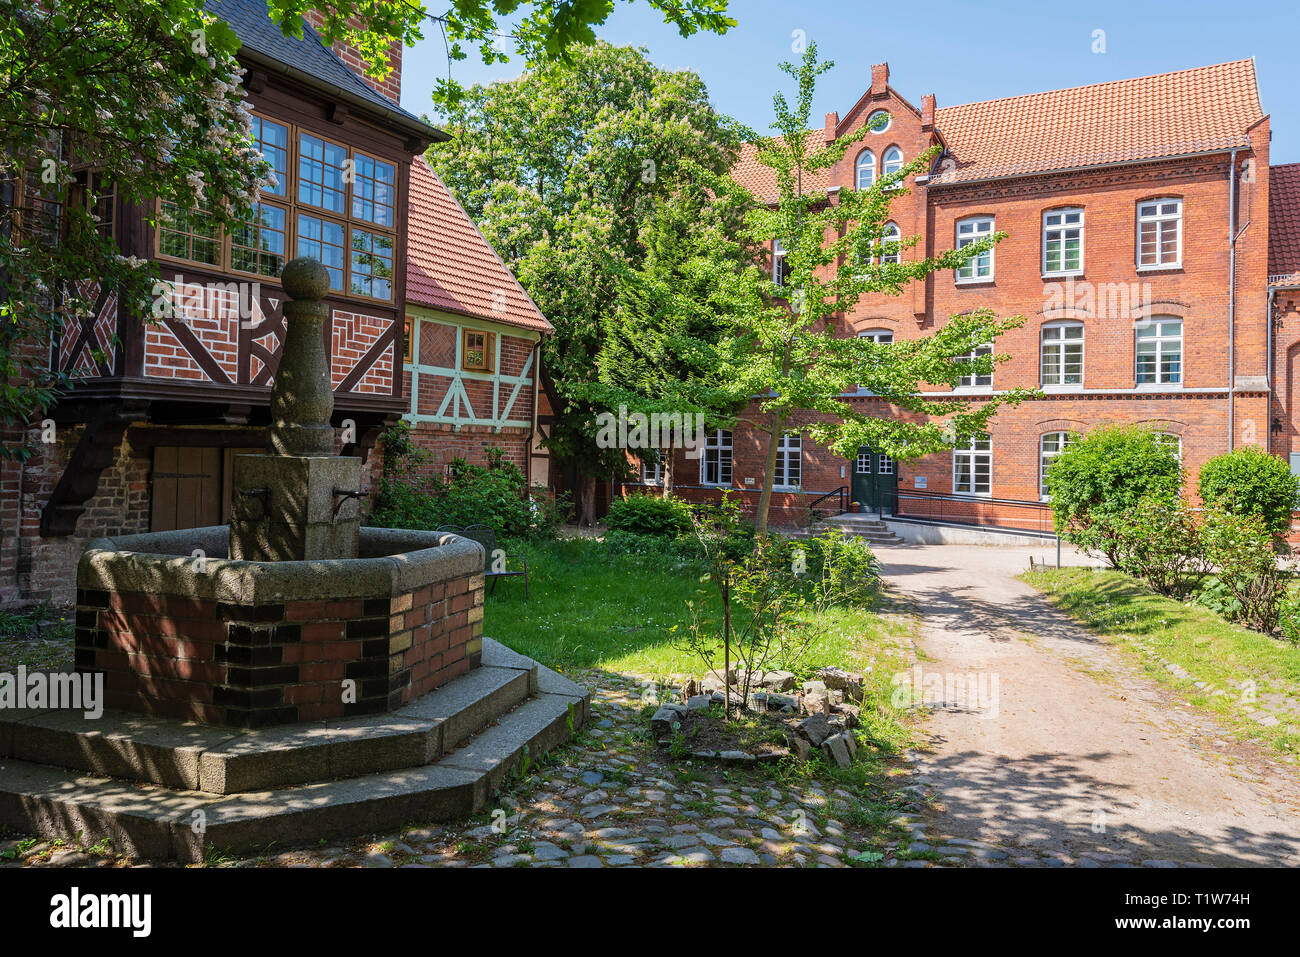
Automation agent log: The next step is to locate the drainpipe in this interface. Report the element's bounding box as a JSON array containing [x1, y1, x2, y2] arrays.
[[1268, 286, 1275, 455], [1228, 147, 1239, 454]]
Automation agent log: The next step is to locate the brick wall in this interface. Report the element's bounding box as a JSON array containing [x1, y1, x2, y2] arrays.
[[75, 572, 484, 727], [303, 9, 402, 104]]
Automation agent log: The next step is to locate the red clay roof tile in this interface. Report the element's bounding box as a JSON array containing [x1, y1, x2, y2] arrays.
[[1270, 163, 1300, 285], [405, 156, 552, 334]]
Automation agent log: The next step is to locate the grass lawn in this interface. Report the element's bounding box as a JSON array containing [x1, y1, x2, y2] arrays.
[[487, 536, 912, 675], [1023, 566, 1300, 761], [487, 536, 921, 757]]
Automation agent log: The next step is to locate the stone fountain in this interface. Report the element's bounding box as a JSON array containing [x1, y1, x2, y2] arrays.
[[0, 257, 588, 860]]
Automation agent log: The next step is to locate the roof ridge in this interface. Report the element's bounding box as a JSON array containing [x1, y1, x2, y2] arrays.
[[934, 58, 1258, 117]]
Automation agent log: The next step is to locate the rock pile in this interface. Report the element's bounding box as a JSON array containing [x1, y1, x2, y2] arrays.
[[656, 666, 869, 768]]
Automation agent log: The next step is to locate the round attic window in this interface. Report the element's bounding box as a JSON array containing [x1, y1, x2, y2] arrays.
[[866, 110, 891, 133]]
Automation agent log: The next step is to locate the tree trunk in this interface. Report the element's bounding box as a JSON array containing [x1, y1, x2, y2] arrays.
[[754, 415, 783, 536], [578, 473, 597, 527], [661, 445, 675, 498]]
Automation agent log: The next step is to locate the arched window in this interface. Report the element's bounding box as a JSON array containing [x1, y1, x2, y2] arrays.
[[857, 328, 894, 344], [855, 150, 876, 190], [880, 222, 901, 264], [882, 145, 903, 183]]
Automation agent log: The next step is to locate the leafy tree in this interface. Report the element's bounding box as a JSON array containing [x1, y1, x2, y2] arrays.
[[266, 0, 734, 107], [1046, 425, 1183, 567], [1, 0, 275, 458], [1198, 446, 1298, 538], [428, 41, 743, 523], [689, 43, 1030, 533], [584, 194, 744, 494]]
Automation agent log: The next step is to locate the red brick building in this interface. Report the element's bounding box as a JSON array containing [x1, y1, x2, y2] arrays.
[[637, 59, 1286, 532]]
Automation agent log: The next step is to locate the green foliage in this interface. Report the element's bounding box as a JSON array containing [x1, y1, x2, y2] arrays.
[[2, 0, 274, 457], [269, 0, 734, 109], [1198, 446, 1299, 537], [1194, 577, 1245, 621], [429, 42, 744, 516], [602, 529, 706, 562], [1199, 505, 1286, 634], [686, 42, 1029, 531], [1110, 495, 1209, 598], [677, 497, 881, 711], [1046, 425, 1183, 567], [605, 494, 694, 535], [370, 427, 561, 538]]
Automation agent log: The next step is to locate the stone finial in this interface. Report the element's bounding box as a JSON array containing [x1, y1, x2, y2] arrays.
[[280, 256, 331, 302], [267, 256, 335, 456]]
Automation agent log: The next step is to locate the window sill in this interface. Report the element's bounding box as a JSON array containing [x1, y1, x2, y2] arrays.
[[1042, 271, 1084, 281], [1136, 264, 1183, 274], [953, 490, 993, 498], [1134, 381, 1183, 391], [1041, 384, 1084, 393], [954, 278, 995, 288], [952, 386, 994, 395]]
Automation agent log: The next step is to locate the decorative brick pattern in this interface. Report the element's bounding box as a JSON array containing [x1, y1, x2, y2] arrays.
[[74, 572, 485, 728]]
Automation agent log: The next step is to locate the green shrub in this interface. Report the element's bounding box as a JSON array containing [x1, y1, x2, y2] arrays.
[[605, 493, 694, 535], [1194, 577, 1244, 621], [370, 427, 560, 538], [1110, 495, 1209, 598], [1199, 505, 1285, 634], [602, 529, 706, 562], [1046, 425, 1183, 567], [1197, 446, 1299, 537]]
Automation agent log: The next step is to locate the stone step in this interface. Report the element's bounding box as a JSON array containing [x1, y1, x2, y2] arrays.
[[0, 660, 589, 861], [0, 639, 536, 795]]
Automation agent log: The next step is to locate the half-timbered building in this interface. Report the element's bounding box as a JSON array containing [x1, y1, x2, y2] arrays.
[[1, 0, 450, 601]]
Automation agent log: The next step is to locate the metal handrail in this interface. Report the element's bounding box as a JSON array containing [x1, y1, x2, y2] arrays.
[[807, 485, 847, 520], [894, 489, 1055, 534]]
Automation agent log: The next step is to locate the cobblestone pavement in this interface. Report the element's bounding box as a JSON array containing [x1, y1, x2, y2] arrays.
[[7, 667, 1258, 869]]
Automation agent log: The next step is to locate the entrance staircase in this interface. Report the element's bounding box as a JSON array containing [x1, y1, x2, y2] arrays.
[[819, 512, 905, 545]]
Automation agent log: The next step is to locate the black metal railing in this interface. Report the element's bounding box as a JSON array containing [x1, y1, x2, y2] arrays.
[[894, 489, 1055, 534], [807, 486, 847, 521]]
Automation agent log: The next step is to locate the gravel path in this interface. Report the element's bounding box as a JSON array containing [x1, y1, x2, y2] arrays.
[[876, 541, 1300, 868]]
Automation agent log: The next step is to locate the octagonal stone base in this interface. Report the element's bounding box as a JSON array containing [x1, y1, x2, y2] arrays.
[[74, 527, 485, 727]]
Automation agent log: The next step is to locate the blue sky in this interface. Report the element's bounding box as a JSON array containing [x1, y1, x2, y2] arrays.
[[401, 0, 1300, 164]]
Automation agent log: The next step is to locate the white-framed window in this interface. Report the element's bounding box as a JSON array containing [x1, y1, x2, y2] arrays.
[[1041, 322, 1084, 387], [855, 150, 876, 190], [1039, 431, 1075, 500], [882, 145, 903, 183], [858, 328, 894, 344], [641, 459, 662, 485], [879, 221, 901, 264], [867, 110, 891, 133], [856, 450, 871, 473], [1043, 207, 1083, 275], [877, 453, 894, 475], [772, 238, 788, 286], [953, 435, 992, 496], [955, 216, 994, 282], [1155, 431, 1183, 461], [700, 430, 732, 486], [955, 342, 993, 389], [774, 434, 801, 490], [1135, 318, 1182, 385], [1137, 198, 1182, 268]]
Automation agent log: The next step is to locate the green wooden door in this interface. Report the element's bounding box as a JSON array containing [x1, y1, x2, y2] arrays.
[[851, 447, 898, 512]]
